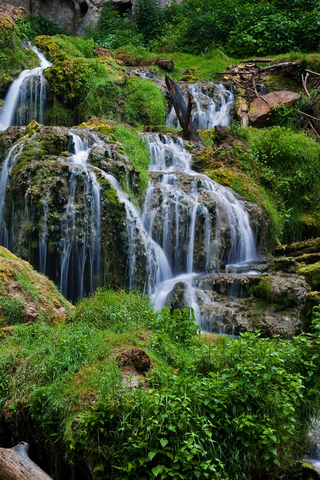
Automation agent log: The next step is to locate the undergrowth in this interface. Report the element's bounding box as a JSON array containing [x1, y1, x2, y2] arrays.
[[0, 288, 320, 479]]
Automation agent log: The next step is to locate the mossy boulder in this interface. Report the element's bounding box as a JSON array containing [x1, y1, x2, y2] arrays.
[[298, 262, 320, 290], [0, 246, 72, 327]]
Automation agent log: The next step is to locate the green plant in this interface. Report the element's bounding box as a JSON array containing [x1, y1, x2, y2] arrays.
[[0, 295, 25, 325]]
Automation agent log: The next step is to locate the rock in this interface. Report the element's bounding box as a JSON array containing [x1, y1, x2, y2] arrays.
[[0, 3, 25, 26], [248, 91, 301, 127], [275, 238, 320, 258], [0, 246, 73, 327], [94, 47, 113, 59], [298, 262, 320, 290], [117, 348, 151, 373], [155, 57, 174, 72]]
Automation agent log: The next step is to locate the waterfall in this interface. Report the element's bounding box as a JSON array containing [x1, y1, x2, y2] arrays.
[[0, 144, 24, 249], [145, 134, 257, 315], [0, 45, 51, 131], [94, 168, 171, 292], [166, 83, 234, 130], [59, 133, 102, 300]]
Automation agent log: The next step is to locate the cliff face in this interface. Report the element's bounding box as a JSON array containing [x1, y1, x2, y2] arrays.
[[5, 0, 108, 34]]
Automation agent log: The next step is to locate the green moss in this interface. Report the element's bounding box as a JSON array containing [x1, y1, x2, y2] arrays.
[[111, 125, 150, 194], [298, 262, 320, 290], [124, 78, 166, 126], [0, 19, 40, 94], [249, 277, 273, 301]]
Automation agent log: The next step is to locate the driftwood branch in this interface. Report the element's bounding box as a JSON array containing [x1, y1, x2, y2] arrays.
[[302, 72, 310, 99], [0, 442, 53, 480], [244, 58, 272, 63], [305, 68, 320, 77], [165, 75, 202, 143], [295, 109, 320, 122], [258, 61, 298, 72]]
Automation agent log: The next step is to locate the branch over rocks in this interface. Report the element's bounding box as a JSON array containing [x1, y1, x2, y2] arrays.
[[165, 75, 202, 144], [0, 442, 53, 480]]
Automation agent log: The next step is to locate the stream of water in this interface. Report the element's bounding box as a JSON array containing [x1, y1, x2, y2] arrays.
[[0, 44, 51, 131]]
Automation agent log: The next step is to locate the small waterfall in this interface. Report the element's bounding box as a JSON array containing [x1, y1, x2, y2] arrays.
[[144, 132, 257, 323], [0, 144, 24, 248], [59, 133, 102, 300], [95, 168, 171, 292], [166, 83, 234, 130], [0, 45, 51, 131]]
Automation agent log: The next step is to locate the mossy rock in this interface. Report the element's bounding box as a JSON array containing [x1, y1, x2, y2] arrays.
[[275, 238, 320, 258], [0, 246, 72, 327], [298, 262, 320, 290]]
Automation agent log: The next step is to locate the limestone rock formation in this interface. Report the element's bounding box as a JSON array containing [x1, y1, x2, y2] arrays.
[[249, 91, 301, 127]]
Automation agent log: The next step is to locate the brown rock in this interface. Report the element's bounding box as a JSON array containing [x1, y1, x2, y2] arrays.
[[117, 348, 150, 373], [249, 91, 300, 127], [94, 47, 113, 58]]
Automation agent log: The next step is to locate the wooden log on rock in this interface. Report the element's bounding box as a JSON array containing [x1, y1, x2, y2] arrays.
[[165, 75, 202, 144], [0, 442, 53, 480], [155, 57, 174, 71]]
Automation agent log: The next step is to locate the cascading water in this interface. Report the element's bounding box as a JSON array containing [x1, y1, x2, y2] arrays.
[[0, 144, 24, 248], [167, 83, 235, 130], [144, 134, 257, 322], [0, 44, 51, 131], [59, 133, 102, 300]]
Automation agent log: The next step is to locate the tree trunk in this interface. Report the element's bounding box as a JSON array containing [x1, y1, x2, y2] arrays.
[[165, 75, 202, 144], [0, 442, 53, 480]]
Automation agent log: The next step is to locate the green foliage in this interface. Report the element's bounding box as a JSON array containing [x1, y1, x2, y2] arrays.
[[228, 125, 320, 243], [15, 15, 67, 40], [134, 0, 165, 45], [0, 287, 320, 477], [0, 20, 39, 94], [50, 35, 94, 58], [86, 1, 143, 49], [124, 79, 166, 126], [0, 295, 25, 325]]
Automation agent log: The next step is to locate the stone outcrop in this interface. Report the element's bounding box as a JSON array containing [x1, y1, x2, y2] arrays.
[[0, 246, 72, 327], [249, 91, 301, 127]]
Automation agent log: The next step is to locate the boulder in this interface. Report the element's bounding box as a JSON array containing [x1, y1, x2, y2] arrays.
[[94, 47, 113, 59], [248, 91, 300, 127]]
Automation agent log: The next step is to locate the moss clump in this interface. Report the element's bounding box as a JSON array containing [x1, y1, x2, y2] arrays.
[[124, 78, 166, 126], [0, 15, 39, 94], [0, 246, 72, 327], [249, 277, 273, 301], [298, 262, 320, 290]]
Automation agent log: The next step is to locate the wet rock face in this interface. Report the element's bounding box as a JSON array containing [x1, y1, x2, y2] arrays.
[[1, 126, 130, 300], [166, 271, 309, 337]]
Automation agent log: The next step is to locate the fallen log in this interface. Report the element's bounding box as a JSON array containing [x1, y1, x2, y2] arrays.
[[259, 61, 298, 72], [165, 75, 202, 144], [155, 57, 174, 72], [0, 442, 53, 480]]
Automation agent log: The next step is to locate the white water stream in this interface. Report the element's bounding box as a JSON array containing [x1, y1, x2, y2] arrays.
[[0, 44, 51, 131], [167, 84, 235, 130]]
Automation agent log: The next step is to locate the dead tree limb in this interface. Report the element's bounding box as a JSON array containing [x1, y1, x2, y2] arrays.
[[165, 75, 202, 144], [295, 109, 320, 122], [302, 72, 310, 99], [305, 68, 320, 77], [259, 61, 298, 72], [308, 119, 319, 136], [244, 58, 272, 63], [0, 442, 53, 480]]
